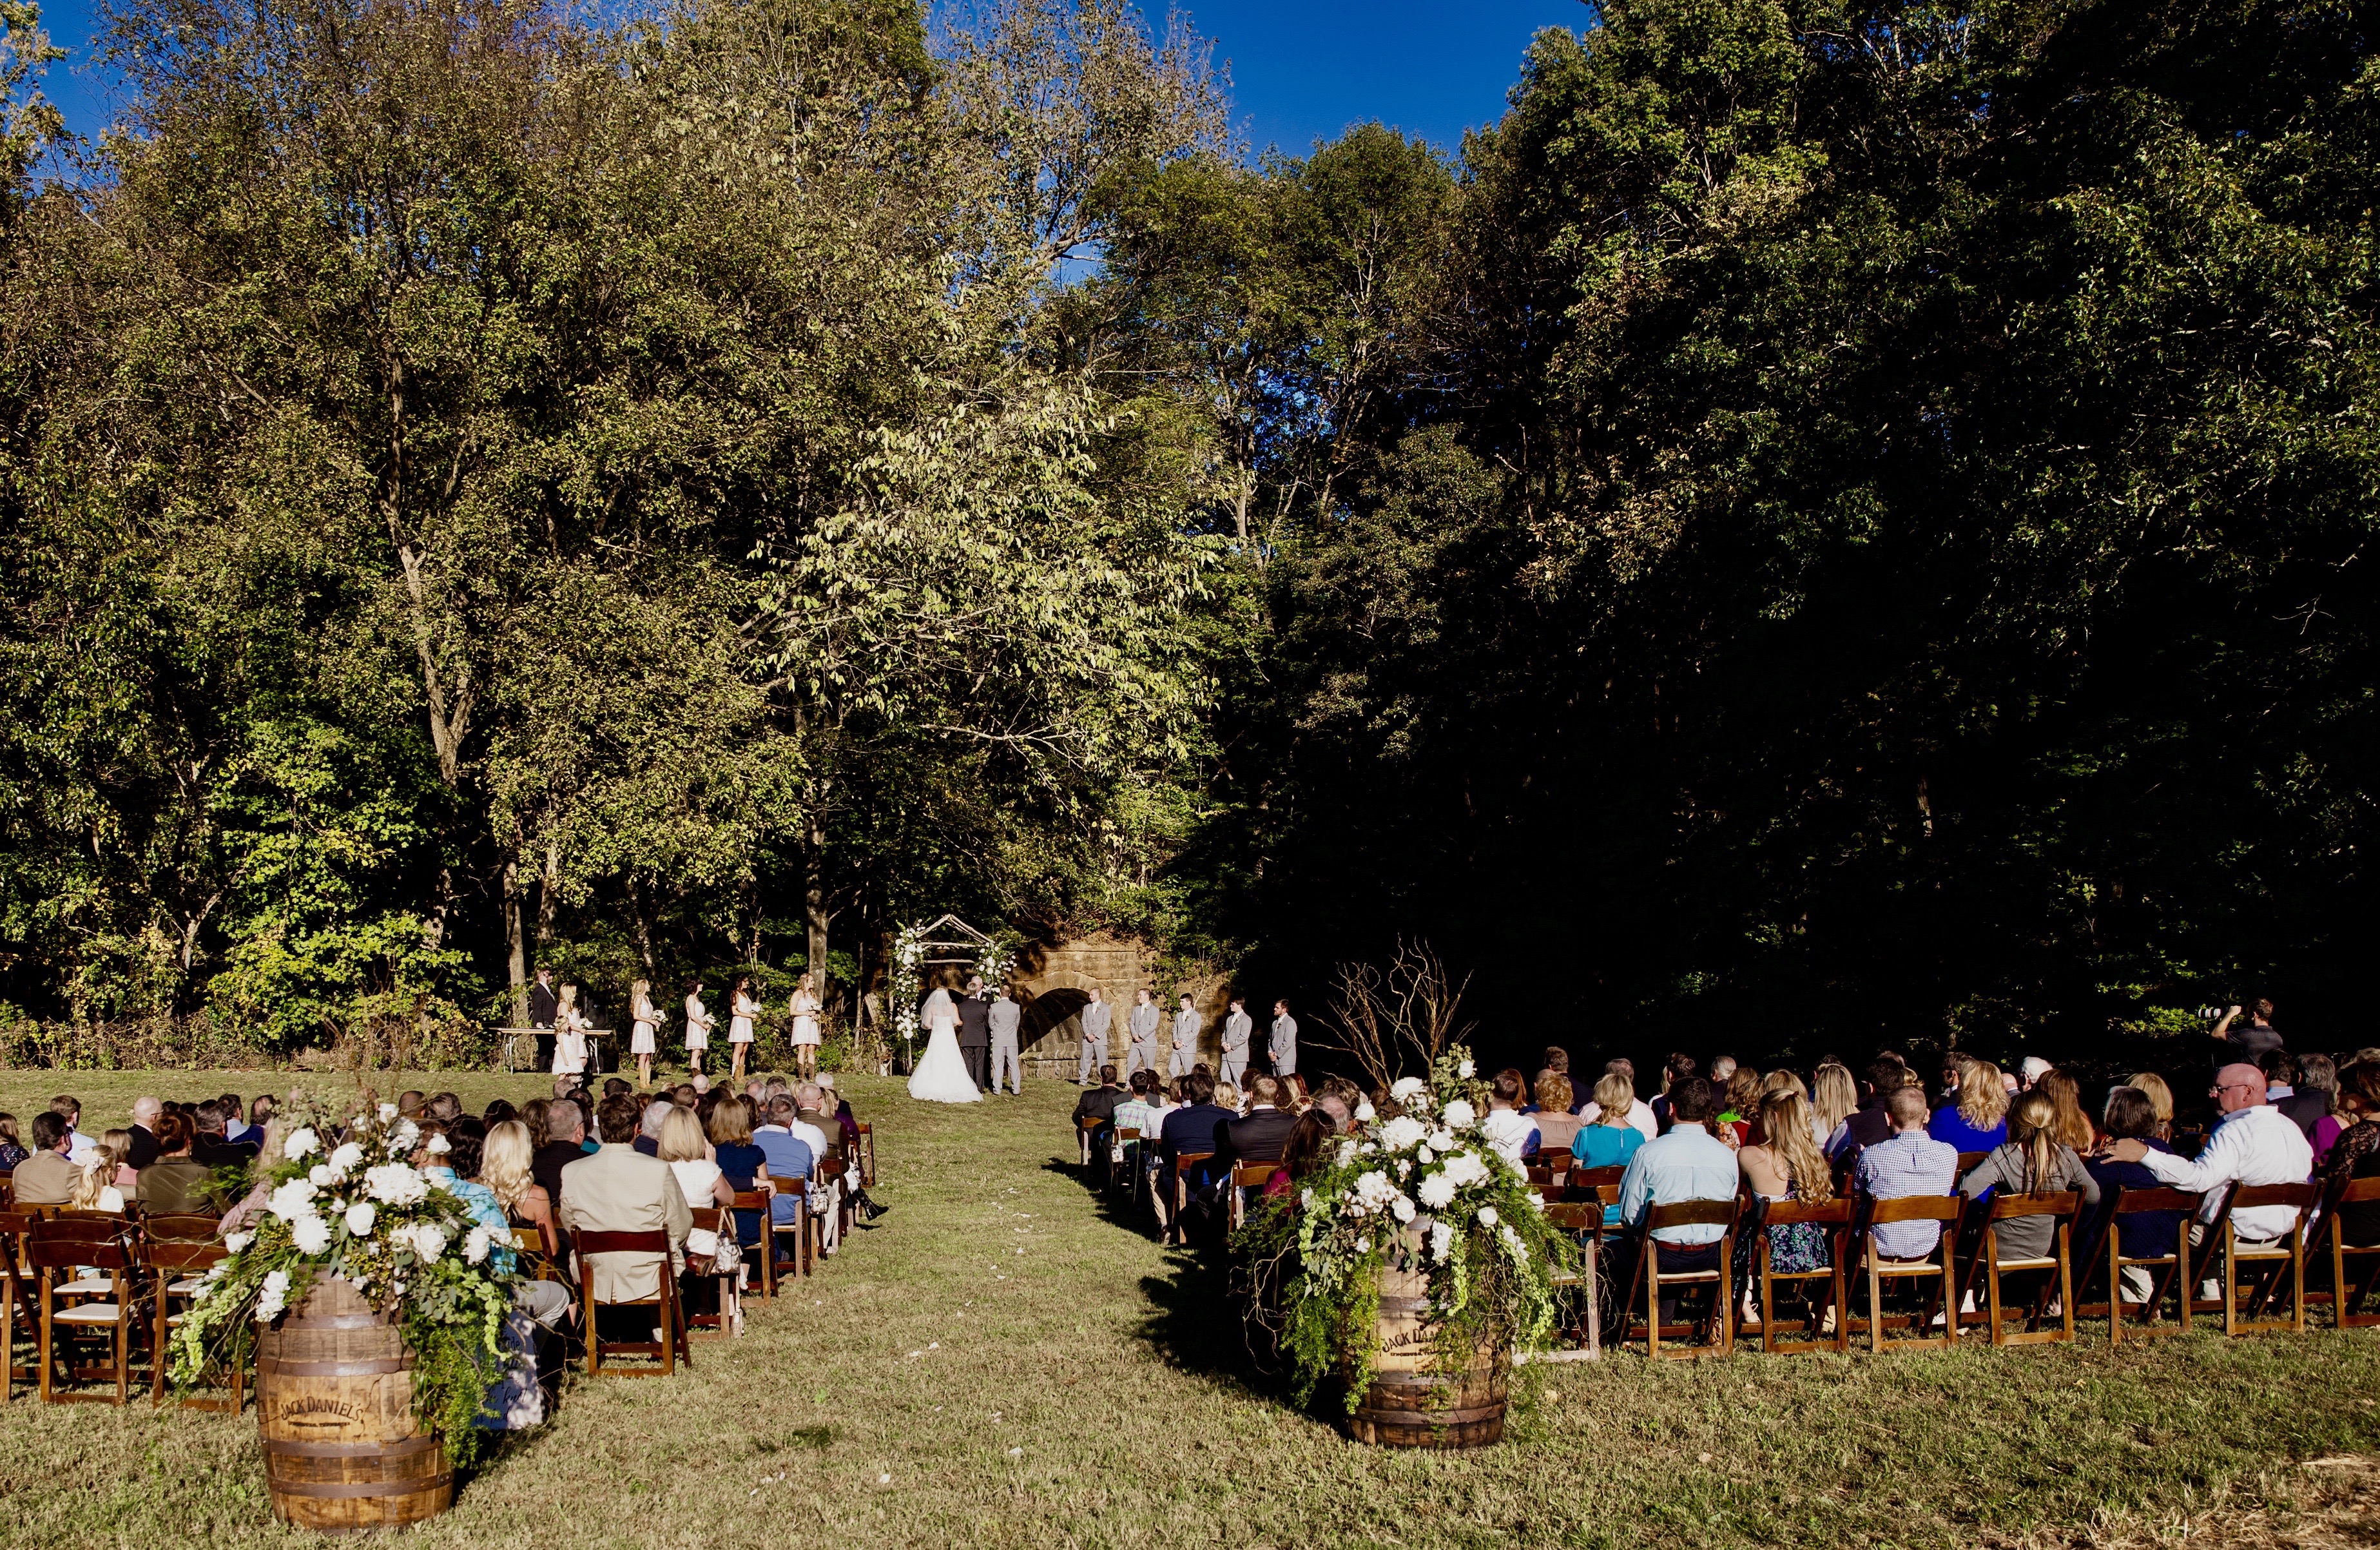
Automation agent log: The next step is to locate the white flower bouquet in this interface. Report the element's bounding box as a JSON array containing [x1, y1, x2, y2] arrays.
[[1240, 1046, 1574, 1410], [169, 1093, 521, 1466]]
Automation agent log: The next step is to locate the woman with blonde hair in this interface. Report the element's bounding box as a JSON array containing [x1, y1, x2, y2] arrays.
[[1737, 1090, 1835, 1317], [789, 972, 824, 1080], [1959, 1090, 2099, 1264], [1574, 1072, 1646, 1173], [1811, 1063, 1859, 1147], [1533, 1074, 1583, 1153], [2126, 1072, 2175, 1138], [482, 1120, 563, 1259], [71, 1141, 128, 1212], [629, 978, 661, 1089], [1928, 1058, 2010, 1152], [2035, 1069, 2096, 1152], [660, 1105, 740, 1334]]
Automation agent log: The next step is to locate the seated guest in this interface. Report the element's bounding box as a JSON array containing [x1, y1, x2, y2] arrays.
[[2319, 1060, 2380, 1246], [72, 1142, 128, 1212], [13, 1110, 82, 1205], [218, 1092, 251, 1142], [0, 1112, 26, 1172], [2125, 1072, 2175, 1139], [1482, 1070, 1540, 1165], [483, 1119, 565, 1259], [2108, 1062, 2315, 1290], [1737, 1090, 1836, 1284], [1578, 1060, 1658, 1140], [1615, 1076, 1739, 1322], [708, 1095, 769, 1249], [1158, 1072, 1235, 1219], [753, 1098, 817, 1237], [250, 1093, 277, 1133], [1853, 1086, 1959, 1259], [52, 1095, 94, 1165], [1959, 1090, 2099, 1262], [532, 1097, 590, 1204], [126, 1097, 163, 1170], [2082, 1087, 2184, 1304], [659, 1107, 733, 1210], [1216, 1075, 1299, 1168], [1263, 1109, 1338, 1201], [1576, 1072, 1649, 1177], [1074, 1064, 1128, 1144], [1714, 1067, 1764, 1147], [634, 1100, 672, 1158], [1533, 1076, 1583, 1154], [1828, 1059, 1913, 1161], [2035, 1070, 2097, 1154], [483, 1098, 518, 1129], [1928, 1058, 2009, 1152], [1525, 1048, 1569, 1112], [190, 1101, 258, 1170], [398, 1089, 427, 1118], [99, 1129, 140, 1192], [1311, 1093, 1353, 1135], [427, 1091, 462, 1124], [792, 1085, 849, 1248], [558, 1094, 692, 1325]]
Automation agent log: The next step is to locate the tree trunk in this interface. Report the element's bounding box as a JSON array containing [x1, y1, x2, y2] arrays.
[[627, 873, 655, 973], [536, 837, 560, 951], [804, 802, 829, 997], [503, 860, 527, 1024]]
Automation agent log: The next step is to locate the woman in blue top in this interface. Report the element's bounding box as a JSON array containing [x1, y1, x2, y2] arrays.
[[1574, 1072, 1647, 1224], [1928, 1058, 2011, 1154], [709, 1096, 769, 1248]]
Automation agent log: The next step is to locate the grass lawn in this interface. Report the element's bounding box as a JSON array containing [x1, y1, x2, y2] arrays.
[[5, 1068, 2380, 1546]]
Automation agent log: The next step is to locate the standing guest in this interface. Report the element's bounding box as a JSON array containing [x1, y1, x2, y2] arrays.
[[728, 974, 759, 1082], [532, 1097, 590, 1204], [2211, 1000, 2284, 1064], [1580, 1060, 1659, 1141], [0, 1113, 26, 1172], [1811, 1063, 1860, 1149], [1649, 1054, 1699, 1134], [1076, 987, 1113, 1086], [2126, 1072, 2176, 1139], [1928, 1059, 2011, 1152], [1853, 1087, 1959, 1261], [1482, 1070, 1541, 1165], [956, 976, 994, 1092], [12, 1111, 80, 1204], [528, 965, 560, 1069], [987, 985, 1024, 1097], [789, 973, 824, 1081], [1959, 1091, 2100, 1266], [2082, 1087, 2184, 1306], [1170, 993, 1203, 1078], [682, 977, 715, 1076], [552, 985, 592, 1079], [1575, 1072, 1649, 1176], [629, 978, 661, 1089], [1128, 989, 1163, 1077], [1533, 1076, 1583, 1154], [2109, 1063, 2315, 1294], [126, 1096, 164, 1170], [558, 1094, 693, 1326], [2319, 1061, 2380, 1248], [139, 1111, 217, 1215], [1615, 1076, 1739, 1324], [1220, 998, 1253, 1087], [1270, 999, 1298, 1078], [2035, 1070, 2097, 1153]]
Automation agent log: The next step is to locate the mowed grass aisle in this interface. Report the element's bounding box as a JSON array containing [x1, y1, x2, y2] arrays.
[[8, 1071, 2380, 1547]]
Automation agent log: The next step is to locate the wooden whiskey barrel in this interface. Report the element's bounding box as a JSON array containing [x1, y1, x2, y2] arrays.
[[1346, 1260, 1509, 1449], [255, 1271, 454, 1532]]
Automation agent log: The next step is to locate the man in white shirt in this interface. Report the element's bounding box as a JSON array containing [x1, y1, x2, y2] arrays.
[[1480, 1072, 1540, 1165], [1578, 1060, 1659, 1143], [2108, 1061, 2314, 1293]]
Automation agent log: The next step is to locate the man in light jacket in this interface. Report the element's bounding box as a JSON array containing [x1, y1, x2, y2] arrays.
[[1220, 997, 1253, 1087], [559, 1093, 692, 1314], [1169, 994, 1202, 1078], [1128, 990, 1161, 1077], [1270, 1000, 1297, 1078], [1077, 987, 1112, 1085]]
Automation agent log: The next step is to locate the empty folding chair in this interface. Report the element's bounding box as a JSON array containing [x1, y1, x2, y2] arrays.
[[145, 1235, 242, 1410], [2314, 1176, 2380, 1329], [1227, 1163, 1279, 1232], [28, 1216, 139, 1404]]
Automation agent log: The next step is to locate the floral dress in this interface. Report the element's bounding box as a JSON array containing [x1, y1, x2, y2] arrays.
[[1763, 1185, 1831, 1274]]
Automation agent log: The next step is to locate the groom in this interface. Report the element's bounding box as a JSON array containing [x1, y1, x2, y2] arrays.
[[956, 976, 993, 1092]]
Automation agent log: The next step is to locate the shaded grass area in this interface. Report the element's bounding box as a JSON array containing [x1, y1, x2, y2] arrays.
[[3, 1069, 2379, 1546]]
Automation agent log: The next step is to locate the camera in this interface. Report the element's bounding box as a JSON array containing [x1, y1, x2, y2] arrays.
[[2196, 1005, 2225, 1024]]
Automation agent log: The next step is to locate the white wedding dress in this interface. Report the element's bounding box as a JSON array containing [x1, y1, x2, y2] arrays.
[[908, 990, 982, 1103]]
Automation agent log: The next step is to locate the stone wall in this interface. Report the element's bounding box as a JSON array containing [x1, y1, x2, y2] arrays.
[[1011, 935, 1234, 1081]]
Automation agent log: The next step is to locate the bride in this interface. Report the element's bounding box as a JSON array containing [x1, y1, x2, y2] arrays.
[[907, 984, 982, 1103]]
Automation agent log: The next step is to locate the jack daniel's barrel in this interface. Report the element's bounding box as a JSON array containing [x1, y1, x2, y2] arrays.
[[256, 1271, 454, 1531], [1346, 1264, 1509, 1448]]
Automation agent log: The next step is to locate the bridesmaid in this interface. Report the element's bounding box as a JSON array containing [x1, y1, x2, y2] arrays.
[[789, 973, 823, 1080], [552, 985, 590, 1079], [683, 977, 714, 1076], [728, 974, 759, 1081], [630, 978, 661, 1089]]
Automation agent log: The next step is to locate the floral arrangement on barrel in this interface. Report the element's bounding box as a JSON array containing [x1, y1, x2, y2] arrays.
[[1239, 1047, 1574, 1410], [169, 1094, 521, 1466]]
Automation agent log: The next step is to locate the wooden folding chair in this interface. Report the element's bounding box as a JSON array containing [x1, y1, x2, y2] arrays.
[[1568, 1165, 1625, 1202], [1108, 1125, 1140, 1193], [2189, 1181, 2319, 1337], [1960, 1191, 2080, 1346], [28, 1216, 139, 1404], [682, 1208, 739, 1342], [1539, 1202, 1603, 1355], [1754, 1197, 1852, 1354], [1078, 1117, 1103, 1169], [144, 1237, 242, 1410], [1537, 1147, 1574, 1179], [731, 1190, 775, 1301], [141, 1212, 219, 1243], [855, 1123, 876, 1188], [2073, 1187, 2198, 1343], [769, 1180, 813, 1283], [575, 1229, 691, 1377], [1955, 1151, 1989, 1179], [1167, 1152, 1214, 1245], [1227, 1163, 1278, 1232], [0, 1207, 39, 1400], [2314, 1177, 2380, 1329], [815, 1156, 854, 1245], [1621, 1201, 1738, 1359], [1849, 1195, 1962, 1352]]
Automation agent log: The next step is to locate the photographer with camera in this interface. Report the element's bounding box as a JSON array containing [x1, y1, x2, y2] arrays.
[[2208, 999, 2283, 1066]]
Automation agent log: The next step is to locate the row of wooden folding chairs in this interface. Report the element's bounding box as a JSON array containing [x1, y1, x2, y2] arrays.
[[1077, 1119, 1282, 1244], [0, 1206, 238, 1406]]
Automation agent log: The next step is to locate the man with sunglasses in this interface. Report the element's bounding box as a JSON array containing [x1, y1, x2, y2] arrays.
[[2107, 1061, 2313, 1297]]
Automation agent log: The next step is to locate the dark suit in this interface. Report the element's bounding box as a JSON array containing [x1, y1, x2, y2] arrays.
[[1159, 1102, 1235, 1196], [125, 1124, 160, 1171], [530, 979, 559, 1065], [1073, 1084, 1125, 1127], [532, 1139, 586, 1205], [956, 994, 992, 1089], [1215, 1105, 1298, 1168], [2278, 1089, 2330, 1141], [191, 1135, 258, 1172]]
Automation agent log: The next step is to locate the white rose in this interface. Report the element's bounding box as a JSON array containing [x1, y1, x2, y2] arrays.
[[328, 1142, 365, 1177], [424, 1133, 450, 1155], [1458, 1058, 1476, 1079], [1429, 1220, 1456, 1262], [1417, 1145, 1435, 1165], [1427, 1128, 1456, 1151], [345, 1203, 377, 1235], [1379, 1116, 1427, 1152], [1390, 1077, 1427, 1102], [1353, 1100, 1377, 1123], [1335, 1139, 1359, 1165], [223, 1232, 254, 1254], [1441, 1099, 1477, 1130], [309, 1164, 334, 1187], [403, 1224, 449, 1263], [291, 1214, 331, 1255], [267, 1177, 318, 1223], [282, 1127, 318, 1161], [364, 1164, 429, 1207], [1477, 1205, 1499, 1227], [1391, 1195, 1417, 1223]]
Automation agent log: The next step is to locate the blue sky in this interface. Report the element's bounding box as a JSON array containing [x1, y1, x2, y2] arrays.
[[25, 0, 1592, 157]]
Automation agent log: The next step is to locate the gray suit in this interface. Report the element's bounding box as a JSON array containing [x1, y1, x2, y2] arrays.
[[987, 995, 1023, 1094], [1221, 1009, 1252, 1085], [1078, 998, 1112, 1083], [1128, 1001, 1161, 1075], [1169, 1005, 1201, 1077], [1271, 1013, 1297, 1076]]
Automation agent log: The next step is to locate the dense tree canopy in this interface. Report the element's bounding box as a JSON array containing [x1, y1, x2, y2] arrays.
[[0, 0, 2370, 1069]]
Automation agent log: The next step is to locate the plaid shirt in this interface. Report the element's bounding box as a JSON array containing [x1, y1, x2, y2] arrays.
[[1855, 1130, 1958, 1259]]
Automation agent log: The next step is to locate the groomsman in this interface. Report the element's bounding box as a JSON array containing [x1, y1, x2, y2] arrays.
[[1128, 989, 1161, 1076], [1077, 987, 1112, 1085], [1220, 997, 1252, 1085], [986, 985, 1023, 1096], [1270, 999, 1298, 1078], [1169, 993, 1201, 1078]]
